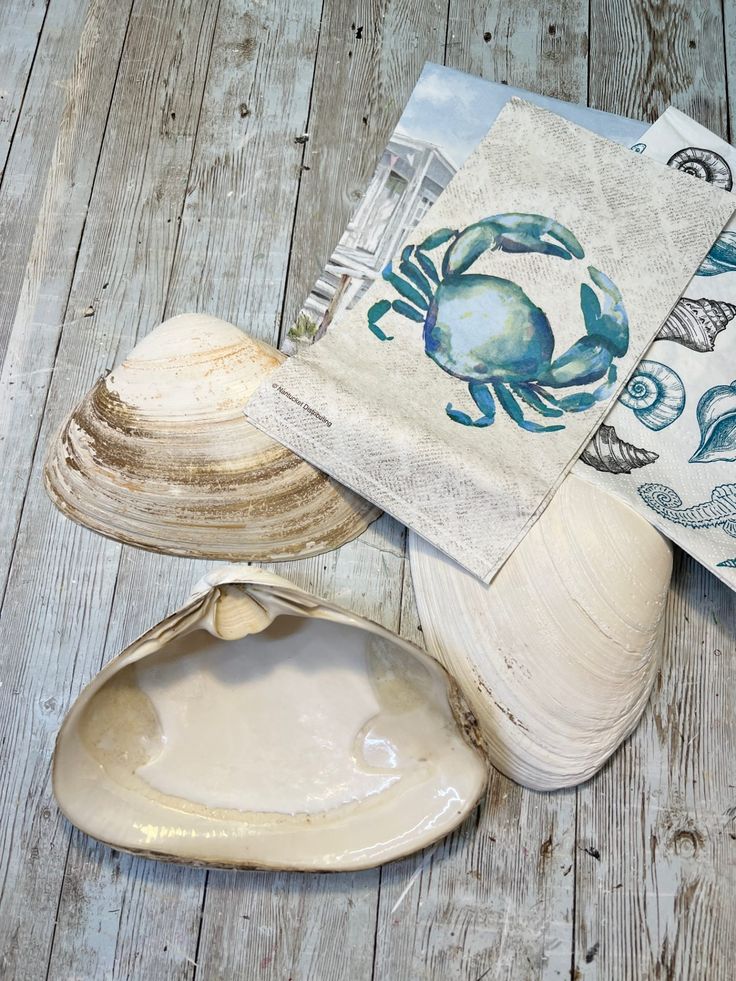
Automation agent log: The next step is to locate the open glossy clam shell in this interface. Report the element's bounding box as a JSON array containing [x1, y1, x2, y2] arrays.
[[409, 474, 673, 791], [53, 567, 486, 871], [43, 314, 379, 561]]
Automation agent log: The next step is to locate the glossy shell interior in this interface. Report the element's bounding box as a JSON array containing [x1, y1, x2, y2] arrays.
[[409, 473, 673, 791], [43, 314, 379, 561], [53, 568, 487, 871]]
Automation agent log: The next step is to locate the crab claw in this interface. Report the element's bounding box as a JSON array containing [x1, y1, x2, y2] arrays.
[[580, 265, 629, 357], [443, 213, 584, 276]]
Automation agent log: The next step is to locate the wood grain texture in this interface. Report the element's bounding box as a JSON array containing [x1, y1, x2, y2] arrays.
[[446, 0, 588, 103], [589, 0, 728, 133], [369, 6, 585, 978], [190, 1, 446, 976], [0, 0, 132, 602], [573, 554, 736, 980], [0, 0, 47, 178], [0, 0, 91, 370], [0, 0, 735, 978], [0, 1, 218, 977], [279, 0, 449, 341]]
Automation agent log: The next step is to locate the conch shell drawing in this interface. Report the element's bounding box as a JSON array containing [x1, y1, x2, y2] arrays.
[[657, 296, 736, 352], [690, 380, 736, 463], [581, 424, 658, 474], [618, 360, 685, 431]]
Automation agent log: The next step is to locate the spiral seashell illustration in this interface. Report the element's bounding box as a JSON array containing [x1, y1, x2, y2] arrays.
[[618, 360, 686, 431], [581, 424, 658, 474], [631, 142, 646, 154], [667, 146, 733, 190], [657, 297, 736, 351], [638, 482, 736, 538], [690, 379, 736, 463]]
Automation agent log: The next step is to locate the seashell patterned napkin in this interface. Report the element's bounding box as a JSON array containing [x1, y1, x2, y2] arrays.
[[574, 107, 736, 589], [245, 98, 734, 583]]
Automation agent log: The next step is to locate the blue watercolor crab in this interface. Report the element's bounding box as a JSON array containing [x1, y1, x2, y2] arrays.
[[367, 213, 629, 432]]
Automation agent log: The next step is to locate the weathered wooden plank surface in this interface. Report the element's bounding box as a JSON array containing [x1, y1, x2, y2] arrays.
[[0, 0, 48, 178], [574, 8, 735, 978], [193, 2, 447, 977], [0, 0, 93, 370], [0, 0, 735, 979], [0, 1, 218, 977], [445, 0, 588, 103], [0, 0, 132, 601], [573, 556, 736, 980], [372, 4, 585, 979], [589, 0, 728, 132]]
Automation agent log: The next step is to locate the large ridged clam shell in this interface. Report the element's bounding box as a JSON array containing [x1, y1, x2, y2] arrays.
[[44, 315, 379, 560], [52, 567, 486, 870], [409, 474, 673, 791]]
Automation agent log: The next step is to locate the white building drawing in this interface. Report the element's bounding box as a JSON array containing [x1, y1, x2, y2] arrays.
[[292, 133, 457, 343]]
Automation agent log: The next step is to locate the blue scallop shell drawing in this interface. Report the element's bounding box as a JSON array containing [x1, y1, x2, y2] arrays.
[[690, 380, 736, 463], [638, 483, 736, 538], [618, 360, 685, 431]]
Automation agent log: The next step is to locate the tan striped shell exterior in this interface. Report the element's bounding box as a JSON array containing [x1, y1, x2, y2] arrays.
[[43, 314, 379, 560]]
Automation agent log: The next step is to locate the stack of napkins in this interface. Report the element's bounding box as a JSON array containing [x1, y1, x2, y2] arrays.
[[245, 65, 736, 585]]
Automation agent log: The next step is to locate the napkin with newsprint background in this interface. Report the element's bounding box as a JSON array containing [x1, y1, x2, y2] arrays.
[[246, 98, 735, 582]]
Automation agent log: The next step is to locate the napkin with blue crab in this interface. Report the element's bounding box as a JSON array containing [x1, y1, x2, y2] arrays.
[[574, 108, 736, 589], [245, 98, 734, 583]]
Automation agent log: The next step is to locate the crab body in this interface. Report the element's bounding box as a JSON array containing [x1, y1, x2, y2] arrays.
[[367, 213, 629, 432], [424, 275, 553, 382]]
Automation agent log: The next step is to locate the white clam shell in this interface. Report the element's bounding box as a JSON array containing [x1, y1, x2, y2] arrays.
[[409, 474, 673, 790], [52, 567, 487, 871], [43, 314, 379, 561]]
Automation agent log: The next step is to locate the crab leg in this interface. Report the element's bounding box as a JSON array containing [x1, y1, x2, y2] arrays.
[[399, 245, 434, 302], [446, 381, 497, 428], [510, 383, 564, 418], [492, 382, 564, 433]]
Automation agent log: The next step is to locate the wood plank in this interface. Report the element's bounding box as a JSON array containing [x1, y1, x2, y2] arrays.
[[0, 2, 219, 977], [374, 558, 577, 981], [48, 1, 331, 977], [446, 0, 588, 103], [279, 0, 449, 342], [372, 5, 585, 978], [573, 555, 736, 979], [189, 1, 449, 977], [579, 16, 733, 978], [723, 1, 736, 141], [0, 0, 133, 603], [589, 0, 728, 133], [0, 0, 93, 370], [0, 0, 48, 177]]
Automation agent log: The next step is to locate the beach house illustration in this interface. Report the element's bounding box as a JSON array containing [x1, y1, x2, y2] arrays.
[[292, 133, 457, 345]]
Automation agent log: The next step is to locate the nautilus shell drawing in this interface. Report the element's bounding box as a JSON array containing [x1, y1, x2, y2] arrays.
[[581, 424, 658, 474], [618, 360, 686, 431], [690, 379, 736, 463], [657, 296, 736, 352], [667, 146, 733, 191]]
